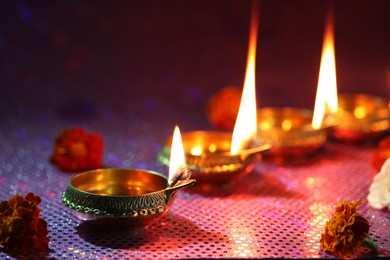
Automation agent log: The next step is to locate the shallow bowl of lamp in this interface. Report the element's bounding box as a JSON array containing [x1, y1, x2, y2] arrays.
[[331, 94, 390, 142], [158, 131, 270, 183], [257, 107, 335, 156], [62, 168, 195, 227]]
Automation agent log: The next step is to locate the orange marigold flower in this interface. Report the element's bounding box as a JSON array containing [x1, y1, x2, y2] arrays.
[[51, 127, 103, 172], [320, 200, 377, 258], [206, 86, 242, 130], [372, 136, 390, 171], [0, 193, 49, 255]]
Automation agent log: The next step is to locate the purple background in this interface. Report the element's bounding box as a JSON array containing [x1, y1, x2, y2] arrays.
[[1, 0, 389, 128]]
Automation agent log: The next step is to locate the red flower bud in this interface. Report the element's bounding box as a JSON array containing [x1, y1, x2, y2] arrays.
[[51, 127, 103, 172]]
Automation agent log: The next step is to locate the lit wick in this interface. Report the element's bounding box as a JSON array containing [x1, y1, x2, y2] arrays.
[[167, 168, 191, 188], [168, 125, 190, 187]]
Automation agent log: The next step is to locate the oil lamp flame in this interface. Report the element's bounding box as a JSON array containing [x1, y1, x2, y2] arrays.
[[168, 125, 185, 185], [312, 10, 338, 129], [230, 1, 259, 155]]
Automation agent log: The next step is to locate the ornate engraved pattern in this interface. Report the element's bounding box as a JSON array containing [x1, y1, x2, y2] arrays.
[[62, 185, 168, 217]]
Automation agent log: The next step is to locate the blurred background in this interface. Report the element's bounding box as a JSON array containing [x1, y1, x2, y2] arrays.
[[0, 0, 389, 131]]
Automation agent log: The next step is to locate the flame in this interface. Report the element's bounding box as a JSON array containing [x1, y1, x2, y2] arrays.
[[190, 144, 217, 156], [312, 10, 338, 129], [354, 106, 367, 119], [168, 125, 185, 185], [281, 119, 292, 131], [230, 1, 259, 155], [190, 146, 202, 156]]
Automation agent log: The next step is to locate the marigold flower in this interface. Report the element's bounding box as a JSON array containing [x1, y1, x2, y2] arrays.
[[320, 200, 377, 258], [0, 193, 49, 255], [206, 86, 241, 130], [51, 127, 103, 172]]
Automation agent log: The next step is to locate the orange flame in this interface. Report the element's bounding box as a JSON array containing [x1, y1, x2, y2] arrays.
[[312, 10, 339, 129], [230, 1, 259, 155], [168, 125, 185, 185]]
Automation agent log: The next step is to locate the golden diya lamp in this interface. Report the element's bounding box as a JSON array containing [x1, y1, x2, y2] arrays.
[[158, 131, 270, 183], [257, 107, 335, 157], [159, 2, 270, 183], [331, 93, 390, 142], [256, 7, 390, 153], [62, 126, 195, 227], [256, 9, 339, 157], [314, 9, 390, 142]]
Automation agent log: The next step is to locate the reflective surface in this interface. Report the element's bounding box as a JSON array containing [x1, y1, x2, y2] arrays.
[[1, 120, 389, 258], [70, 169, 168, 196]]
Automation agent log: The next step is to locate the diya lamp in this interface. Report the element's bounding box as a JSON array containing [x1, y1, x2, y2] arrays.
[[159, 1, 270, 183], [257, 108, 335, 157], [331, 94, 390, 142], [257, 9, 339, 157], [313, 9, 390, 142], [62, 126, 195, 227], [158, 131, 270, 183]]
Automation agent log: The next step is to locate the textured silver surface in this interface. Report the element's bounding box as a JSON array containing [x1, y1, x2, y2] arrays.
[[0, 121, 389, 259]]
